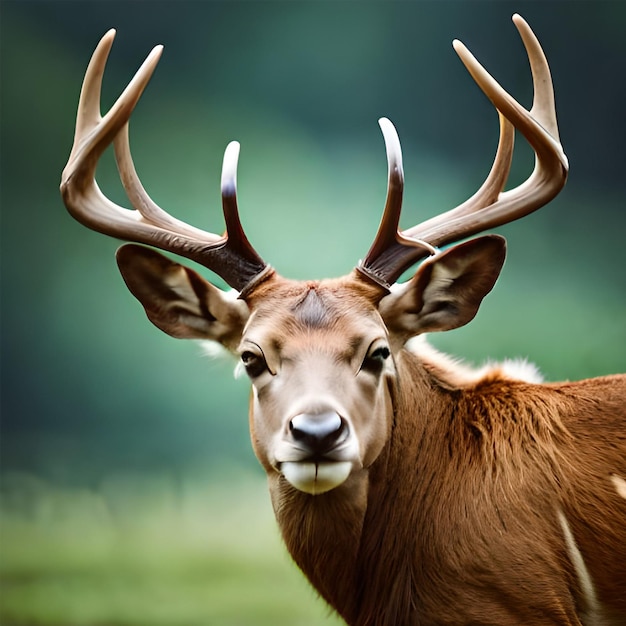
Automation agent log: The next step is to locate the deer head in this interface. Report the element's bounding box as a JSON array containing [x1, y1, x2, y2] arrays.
[[61, 14, 567, 497]]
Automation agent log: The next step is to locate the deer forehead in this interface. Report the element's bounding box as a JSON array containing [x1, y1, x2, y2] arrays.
[[242, 279, 388, 359]]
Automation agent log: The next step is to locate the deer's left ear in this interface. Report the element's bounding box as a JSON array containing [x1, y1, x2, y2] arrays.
[[115, 244, 250, 351], [379, 235, 506, 339]]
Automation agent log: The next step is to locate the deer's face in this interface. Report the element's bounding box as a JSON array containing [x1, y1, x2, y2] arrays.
[[115, 236, 505, 495], [240, 279, 393, 494]]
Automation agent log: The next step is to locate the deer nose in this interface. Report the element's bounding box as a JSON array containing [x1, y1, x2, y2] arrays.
[[289, 411, 348, 454]]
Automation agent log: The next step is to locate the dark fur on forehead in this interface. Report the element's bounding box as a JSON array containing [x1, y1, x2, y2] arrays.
[[292, 288, 333, 329]]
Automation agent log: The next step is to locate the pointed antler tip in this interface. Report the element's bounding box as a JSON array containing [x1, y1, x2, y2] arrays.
[[221, 141, 241, 198], [378, 117, 398, 141], [452, 39, 473, 64], [94, 29, 117, 56], [378, 117, 403, 174], [512, 14, 532, 38], [223, 141, 241, 169], [378, 117, 397, 139], [144, 44, 164, 68], [100, 29, 117, 47]]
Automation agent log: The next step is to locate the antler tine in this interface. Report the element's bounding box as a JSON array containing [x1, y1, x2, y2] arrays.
[[220, 141, 259, 257], [359, 114, 512, 288], [402, 111, 516, 244], [357, 15, 568, 290], [359, 119, 440, 286], [61, 31, 268, 294], [516, 14, 559, 141], [360, 119, 405, 272], [63, 30, 162, 195], [405, 15, 568, 242], [113, 123, 216, 239]]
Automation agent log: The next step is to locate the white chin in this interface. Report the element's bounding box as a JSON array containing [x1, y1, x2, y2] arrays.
[[281, 461, 352, 495]]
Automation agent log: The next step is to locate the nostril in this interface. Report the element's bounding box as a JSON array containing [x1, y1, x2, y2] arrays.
[[289, 411, 348, 453]]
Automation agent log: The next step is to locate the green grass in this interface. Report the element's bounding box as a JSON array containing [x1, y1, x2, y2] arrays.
[[0, 471, 344, 626]]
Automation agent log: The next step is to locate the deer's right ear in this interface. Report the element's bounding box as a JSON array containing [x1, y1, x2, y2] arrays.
[[116, 244, 249, 350]]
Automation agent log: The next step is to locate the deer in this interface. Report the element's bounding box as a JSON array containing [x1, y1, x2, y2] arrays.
[[60, 14, 625, 626]]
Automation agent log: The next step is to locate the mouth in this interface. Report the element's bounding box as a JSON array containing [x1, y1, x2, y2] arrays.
[[279, 460, 352, 495]]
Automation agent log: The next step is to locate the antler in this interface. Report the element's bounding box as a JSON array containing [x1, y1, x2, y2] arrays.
[[60, 30, 269, 294], [358, 14, 569, 289]]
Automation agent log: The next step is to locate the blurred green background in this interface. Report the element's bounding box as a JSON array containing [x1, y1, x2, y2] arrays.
[[1, 1, 625, 624]]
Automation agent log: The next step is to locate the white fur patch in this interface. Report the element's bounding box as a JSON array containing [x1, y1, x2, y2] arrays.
[[496, 358, 543, 384], [198, 340, 245, 379], [611, 474, 626, 499], [199, 340, 231, 359], [405, 336, 543, 386], [197, 290, 241, 363], [557, 509, 602, 624]]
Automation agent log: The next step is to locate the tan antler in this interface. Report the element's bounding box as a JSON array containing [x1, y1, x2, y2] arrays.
[[60, 30, 269, 293], [358, 14, 569, 289]]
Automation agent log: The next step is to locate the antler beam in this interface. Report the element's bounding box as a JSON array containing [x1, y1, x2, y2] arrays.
[[358, 14, 568, 289], [60, 30, 269, 293]]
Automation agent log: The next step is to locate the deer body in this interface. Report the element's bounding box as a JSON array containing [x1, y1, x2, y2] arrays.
[[61, 15, 625, 625]]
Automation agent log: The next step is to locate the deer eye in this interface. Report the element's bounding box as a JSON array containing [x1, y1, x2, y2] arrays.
[[361, 343, 391, 376], [370, 346, 391, 360], [241, 349, 268, 378]]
